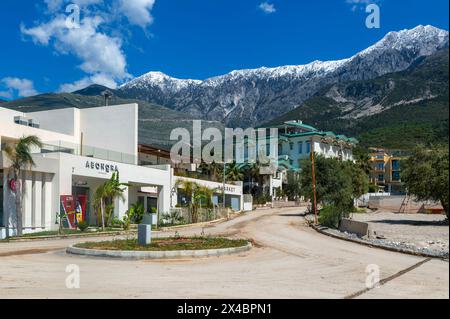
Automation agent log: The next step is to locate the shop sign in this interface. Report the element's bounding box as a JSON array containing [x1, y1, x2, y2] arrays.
[[85, 160, 119, 173]]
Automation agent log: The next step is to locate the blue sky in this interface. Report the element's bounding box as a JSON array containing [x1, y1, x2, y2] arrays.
[[0, 0, 448, 99]]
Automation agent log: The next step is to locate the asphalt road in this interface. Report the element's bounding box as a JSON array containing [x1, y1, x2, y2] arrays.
[[0, 207, 448, 299]]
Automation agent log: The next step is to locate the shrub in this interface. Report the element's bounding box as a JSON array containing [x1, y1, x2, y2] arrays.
[[368, 184, 378, 193], [110, 216, 122, 228], [128, 203, 145, 224], [77, 221, 89, 232], [318, 205, 349, 229], [121, 212, 132, 231]]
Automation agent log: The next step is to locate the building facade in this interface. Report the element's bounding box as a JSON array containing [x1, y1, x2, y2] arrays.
[[0, 104, 244, 238], [262, 121, 357, 194], [368, 148, 403, 193]]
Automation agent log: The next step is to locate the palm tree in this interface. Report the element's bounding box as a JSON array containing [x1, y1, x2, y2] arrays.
[[225, 161, 244, 182], [93, 171, 128, 231], [209, 161, 223, 182], [175, 180, 215, 223], [198, 185, 215, 209], [4, 135, 42, 236]]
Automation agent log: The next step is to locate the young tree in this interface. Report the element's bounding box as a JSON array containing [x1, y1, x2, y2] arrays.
[[402, 146, 449, 218], [300, 154, 369, 227], [283, 172, 301, 201], [4, 136, 42, 236], [94, 171, 128, 231], [175, 180, 215, 223]]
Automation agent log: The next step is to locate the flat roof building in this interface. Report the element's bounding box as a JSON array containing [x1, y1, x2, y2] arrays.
[[1, 104, 244, 238]]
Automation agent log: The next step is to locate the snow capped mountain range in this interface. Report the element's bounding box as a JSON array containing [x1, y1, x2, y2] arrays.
[[118, 25, 449, 127]]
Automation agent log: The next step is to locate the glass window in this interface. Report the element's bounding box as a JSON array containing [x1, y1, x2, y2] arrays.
[[298, 141, 303, 154], [278, 144, 283, 155], [392, 171, 400, 181], [306, 142, 311, 154], [377, 163, 384, 170], [392, 160, 400, 171], [289, 142, 294, 151], [378, 174, 384, 181]]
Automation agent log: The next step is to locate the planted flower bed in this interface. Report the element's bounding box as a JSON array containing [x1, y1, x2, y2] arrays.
[[74, 237, 249, 251]]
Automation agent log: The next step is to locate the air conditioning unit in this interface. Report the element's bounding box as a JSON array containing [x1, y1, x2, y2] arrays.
[[28, 118, 40, 128], [14, 116, 28, 126]]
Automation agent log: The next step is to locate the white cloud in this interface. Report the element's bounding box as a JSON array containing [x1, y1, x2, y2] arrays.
[[21, 14, 130, 89], [20, 0, 156, 91], [118, 0, 156, 29], [1, 77, 39, 98], [59, 73, 118, 92], [346, 0, 380, 12], [44, 0, 103, 12], [259, 2, 276, 14], [0, 91, 13, 99]]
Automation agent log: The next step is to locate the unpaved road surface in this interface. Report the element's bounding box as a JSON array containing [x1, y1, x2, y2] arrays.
[[0, 207, 448, 299]]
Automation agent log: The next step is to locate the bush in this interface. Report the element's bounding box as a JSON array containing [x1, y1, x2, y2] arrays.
[[77, 221, 89, 232], [110, 216, 122, 228], [318, 205, 349, 229], [368, 184, 378, 193], [128, 203, 145, 224]]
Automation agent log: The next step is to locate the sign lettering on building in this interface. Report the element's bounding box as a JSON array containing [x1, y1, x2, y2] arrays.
[[85, 161, 119, 173]]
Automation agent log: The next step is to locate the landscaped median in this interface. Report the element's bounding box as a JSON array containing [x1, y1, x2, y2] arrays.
[[66, 237, 252, 260]]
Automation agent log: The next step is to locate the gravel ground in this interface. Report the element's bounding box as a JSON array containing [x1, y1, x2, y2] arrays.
[[350, 211, 449, 258]]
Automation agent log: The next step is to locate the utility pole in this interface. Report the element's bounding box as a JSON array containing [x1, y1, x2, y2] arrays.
[[311, 139, 318, 225], [222, 162, 226, 208]]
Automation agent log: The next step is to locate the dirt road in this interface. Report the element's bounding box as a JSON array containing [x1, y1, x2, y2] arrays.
[[0, 207, 448, 298]]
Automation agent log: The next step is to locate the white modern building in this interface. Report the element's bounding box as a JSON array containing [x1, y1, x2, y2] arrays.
[[0, 103, 245, 238]]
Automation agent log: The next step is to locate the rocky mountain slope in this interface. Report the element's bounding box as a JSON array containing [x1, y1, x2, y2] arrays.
[[265, 48, 449, 149], [0, 91, 224, 149], [118, 25, 449, 128]]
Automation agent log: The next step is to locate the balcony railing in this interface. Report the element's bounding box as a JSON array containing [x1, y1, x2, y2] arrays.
[[34, 141, 137, 165]]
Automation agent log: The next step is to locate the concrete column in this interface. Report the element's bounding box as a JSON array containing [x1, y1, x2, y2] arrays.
[[42, 173, 53, 229], [158, 184, 170, 215], [23, 172, 33, 229], [115, 187, 129, 220], [33, 172, 42, 228]]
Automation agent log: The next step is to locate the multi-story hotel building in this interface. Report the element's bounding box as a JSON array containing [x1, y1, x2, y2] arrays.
[[368, 147, 403, 193]]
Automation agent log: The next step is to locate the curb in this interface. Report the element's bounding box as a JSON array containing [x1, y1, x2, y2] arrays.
[[3, 230, 138, 243], [311, 224, 448, 260], [3, 215, 244, 243], [66, 242, 252, 260]]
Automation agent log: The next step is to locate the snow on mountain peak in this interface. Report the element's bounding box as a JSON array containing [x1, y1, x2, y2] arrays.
[[119, 25, 448, 94], [359, 25, 448, 57], [120, 71, 202, 91]]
